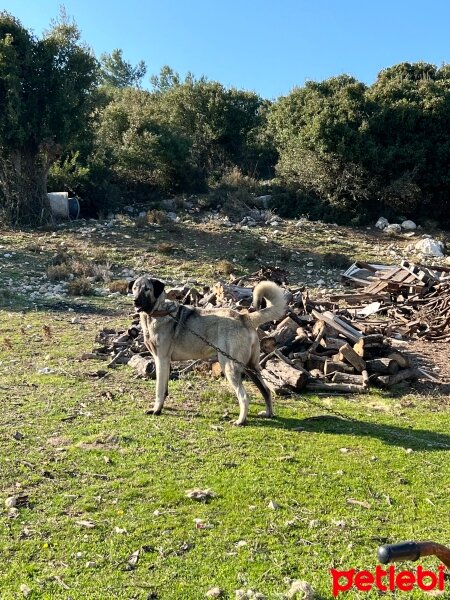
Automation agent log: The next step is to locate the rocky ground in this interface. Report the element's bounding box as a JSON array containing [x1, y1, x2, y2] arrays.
[[0, 198, 449, 309]]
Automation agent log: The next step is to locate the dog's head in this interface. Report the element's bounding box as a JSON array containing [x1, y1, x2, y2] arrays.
[[128, 276, 166, 313]]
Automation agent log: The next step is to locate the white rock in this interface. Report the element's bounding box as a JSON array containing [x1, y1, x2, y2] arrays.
[[375, 217, 389, 229], [414, 238, 444, 257], [206, 587, 224, 598], [401, 220, 416, 231], [384, 224, 402, 235]]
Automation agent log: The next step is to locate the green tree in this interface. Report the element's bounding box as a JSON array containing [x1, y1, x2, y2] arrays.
[[367, 62, 450, 216], [99, 48, 146, 88], [0, 11, 97, 225], [150, 72, 266, 180], [268, 75, 377, 220], [94, 88, 194, 196]]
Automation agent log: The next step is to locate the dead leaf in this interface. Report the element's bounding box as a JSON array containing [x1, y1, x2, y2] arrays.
[[75, 520, 95, 528], [347, 498, 371, 509], [114, 526, 127, 534], [42, 325, 52, 340], [126, 549, 140, 570], [3, 338, 12, 350]]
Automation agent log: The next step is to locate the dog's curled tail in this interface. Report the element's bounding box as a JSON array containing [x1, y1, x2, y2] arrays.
[[247, 281, 287, 328]]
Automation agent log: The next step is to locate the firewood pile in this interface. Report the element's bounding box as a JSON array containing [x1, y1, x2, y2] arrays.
[[86, 263, 443, 395], [339, 259, 450, 341]]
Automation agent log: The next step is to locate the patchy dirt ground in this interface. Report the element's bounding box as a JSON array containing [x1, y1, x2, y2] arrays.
[[1, 205, 450, 599], [1, 204, 450, 387]]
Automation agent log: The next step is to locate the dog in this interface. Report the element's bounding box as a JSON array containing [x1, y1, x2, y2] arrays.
[[129, 276, 286, 425]]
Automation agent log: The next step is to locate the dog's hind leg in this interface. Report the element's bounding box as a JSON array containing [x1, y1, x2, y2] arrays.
[[148, 356, 170, 415], [220, 356, 249, 426], [246, 341, 274, 418], [245, 369, 274, 418]]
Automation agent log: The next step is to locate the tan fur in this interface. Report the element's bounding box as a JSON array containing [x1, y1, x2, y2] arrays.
[[130, 276, 286, 425], [246, 280, 288, 329]]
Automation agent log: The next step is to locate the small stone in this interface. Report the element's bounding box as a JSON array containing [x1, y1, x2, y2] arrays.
[[206, 587, 224, 598], [384, 223, 402, 235], [268, 500, 280, 510], [375, 217, 389, 229], [286, 579, 316, 599], [85, 561, 97, 568], [401, 219, 416, 231], [19, 584, 31, 597]]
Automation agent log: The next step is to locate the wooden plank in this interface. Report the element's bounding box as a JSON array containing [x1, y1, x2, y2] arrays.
[[311, 310, 363, 344]]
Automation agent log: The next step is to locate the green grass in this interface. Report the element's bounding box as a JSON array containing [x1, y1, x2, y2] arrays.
[[1, 217, 450, 599]]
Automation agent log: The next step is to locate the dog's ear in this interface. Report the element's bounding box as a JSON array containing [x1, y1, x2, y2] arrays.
[[127, 279, 136, 294], [152, 279, 165, 298]]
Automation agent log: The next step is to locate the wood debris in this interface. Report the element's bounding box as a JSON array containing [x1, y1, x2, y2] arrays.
[[86, 261, 446, 393]]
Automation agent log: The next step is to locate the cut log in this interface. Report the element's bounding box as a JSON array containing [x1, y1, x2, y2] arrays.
[[353, 335, 386, 357], [261, 357, 308, 394], [277, 316, 299, 332], [332, 372, 365, 385], [213, 282, 252, 304], [320, 336, 347, 350], [324, 360, 355, 376], [366, 358, 399, 375], [387, 351, 410, 369], [338, 343, 366, 372], [376, 368, 420, 388], [198, 291, 217, 307], [362, 369, 369, 388], [128, 355, 155, 378], [260, 325, 296, 353], [309, 368, 323, 379], [305, 355, 327, 371], [309, 321, 327, 354], [107, 349, 129, 368], [260, 337, 277, 354], [305, 381, 369, 394]]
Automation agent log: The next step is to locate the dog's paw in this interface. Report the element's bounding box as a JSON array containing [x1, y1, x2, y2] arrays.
[[257, 410, 274, 418], [233, 419, 246, 426], [146, 408, 162, 416]]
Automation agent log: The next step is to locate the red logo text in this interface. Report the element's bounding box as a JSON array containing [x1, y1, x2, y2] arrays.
[[330, 564, 446, 596]]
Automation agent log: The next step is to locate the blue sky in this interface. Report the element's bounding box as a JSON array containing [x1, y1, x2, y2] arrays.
[[3, 0, 450, 99]]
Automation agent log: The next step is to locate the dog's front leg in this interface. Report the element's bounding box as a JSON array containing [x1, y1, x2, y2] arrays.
[[147, 356, 170, 415]]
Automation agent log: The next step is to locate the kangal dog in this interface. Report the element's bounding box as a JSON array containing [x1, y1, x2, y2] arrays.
[[129, 277, 286, 425]]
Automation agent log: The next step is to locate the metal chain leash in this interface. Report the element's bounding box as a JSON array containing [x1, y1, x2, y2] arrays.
[[166, 311, 450, 450]]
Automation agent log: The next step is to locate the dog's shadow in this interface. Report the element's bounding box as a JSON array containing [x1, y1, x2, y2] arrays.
[[257, 413, 450, 452], [151, 405, 450, 452]]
